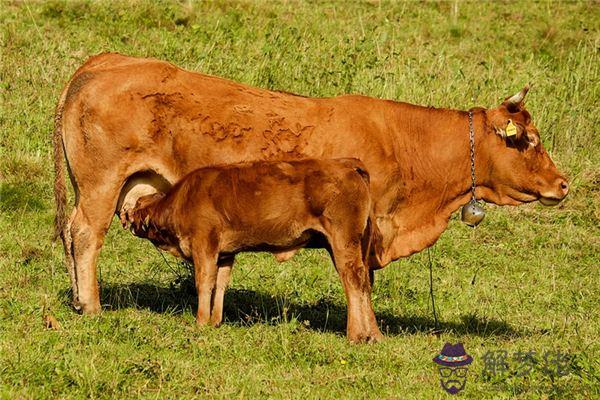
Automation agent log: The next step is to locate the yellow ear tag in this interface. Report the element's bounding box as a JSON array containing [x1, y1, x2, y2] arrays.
[[505, 120, 517, 137]]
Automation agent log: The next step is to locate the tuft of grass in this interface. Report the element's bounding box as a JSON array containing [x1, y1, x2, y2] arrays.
[[0, 1, 598, 399]]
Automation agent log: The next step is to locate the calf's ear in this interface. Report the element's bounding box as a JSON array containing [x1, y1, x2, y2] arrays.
[[141, 214, 150, 232], [120, 211, 129, 229]]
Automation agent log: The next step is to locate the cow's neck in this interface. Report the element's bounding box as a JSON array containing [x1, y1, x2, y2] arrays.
[[378, 104, 489, 263]]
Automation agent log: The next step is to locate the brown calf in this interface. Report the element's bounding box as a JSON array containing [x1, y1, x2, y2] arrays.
[[126, 158, 383, 343]]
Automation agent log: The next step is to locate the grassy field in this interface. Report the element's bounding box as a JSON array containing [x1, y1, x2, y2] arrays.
[[1, 1, 599, 398]]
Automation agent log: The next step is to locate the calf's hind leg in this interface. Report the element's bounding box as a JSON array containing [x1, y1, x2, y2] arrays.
[[210, 256, 234, 327], [192, 241, 220, 326]]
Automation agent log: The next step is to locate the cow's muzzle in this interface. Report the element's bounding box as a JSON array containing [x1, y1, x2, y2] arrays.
[[539, 178, 569, 206]]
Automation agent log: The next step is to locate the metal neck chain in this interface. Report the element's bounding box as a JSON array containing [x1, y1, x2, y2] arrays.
[[468, 111, 477, 201]]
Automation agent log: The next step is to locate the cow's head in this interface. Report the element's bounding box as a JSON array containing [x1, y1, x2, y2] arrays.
[[479, 85, 569, 206]]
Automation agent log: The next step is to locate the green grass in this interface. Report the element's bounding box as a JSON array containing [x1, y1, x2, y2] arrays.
[[1, 1, 599, 398]]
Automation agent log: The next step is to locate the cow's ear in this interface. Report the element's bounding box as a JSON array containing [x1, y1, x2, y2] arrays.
[[488, 108, 526, 141], [492, 118, 524, 140], [490, 115, 539, 148]]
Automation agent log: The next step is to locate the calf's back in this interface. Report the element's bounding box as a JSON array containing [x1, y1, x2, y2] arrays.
[[130, 158, 372, 257]]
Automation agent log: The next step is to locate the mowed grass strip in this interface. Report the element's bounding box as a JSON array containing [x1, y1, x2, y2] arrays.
[[0, 1, 598, 399]]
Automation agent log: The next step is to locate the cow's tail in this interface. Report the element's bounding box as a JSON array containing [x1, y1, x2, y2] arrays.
[[52, 92, 67, 243]]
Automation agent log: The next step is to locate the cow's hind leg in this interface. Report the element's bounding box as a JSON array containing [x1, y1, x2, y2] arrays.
[[69, 192, 120, 314]]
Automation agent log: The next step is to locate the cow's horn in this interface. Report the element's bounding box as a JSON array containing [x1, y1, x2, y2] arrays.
[[506, 84, 530, 105]]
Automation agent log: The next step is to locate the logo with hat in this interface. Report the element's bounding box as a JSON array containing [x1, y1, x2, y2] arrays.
[[433, 343, 473, 395]]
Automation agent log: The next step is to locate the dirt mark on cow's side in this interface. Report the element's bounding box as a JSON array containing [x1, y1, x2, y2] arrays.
[[261, 113, 315, 157], [141, 92, 185, 140]]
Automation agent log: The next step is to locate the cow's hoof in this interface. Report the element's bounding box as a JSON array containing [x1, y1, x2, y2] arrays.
[[79, 303, 101, 315], [71, 299, 82, 313], [348, 331, 384, 344], [209, 318, 223, 328]]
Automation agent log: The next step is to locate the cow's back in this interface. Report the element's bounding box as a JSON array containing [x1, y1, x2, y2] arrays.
[[60, 54, 394, 187], [63, 53, 326, 156]]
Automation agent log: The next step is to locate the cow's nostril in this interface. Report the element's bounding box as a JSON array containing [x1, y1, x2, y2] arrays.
[[559, 180, 569, 194]]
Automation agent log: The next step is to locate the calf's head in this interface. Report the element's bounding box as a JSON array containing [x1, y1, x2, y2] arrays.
[[480, 85, 569, 206], [125, 192, 165, 239]]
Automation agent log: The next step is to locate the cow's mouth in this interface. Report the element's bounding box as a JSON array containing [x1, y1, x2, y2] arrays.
[[506, 192, 564, 207], [539, 196, 562, 206], [538, 179, 569, 206]]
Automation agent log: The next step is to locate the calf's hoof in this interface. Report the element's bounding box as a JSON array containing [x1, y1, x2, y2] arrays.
[[367, 329, 384, 343]]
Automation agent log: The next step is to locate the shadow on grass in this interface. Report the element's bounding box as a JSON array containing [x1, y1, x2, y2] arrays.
[[0, 182, 45, 211], [88, 282, 524, 338]]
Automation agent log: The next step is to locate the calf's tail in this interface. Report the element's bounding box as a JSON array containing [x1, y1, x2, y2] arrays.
[[362, 212, 384, 270], [335, 157, 370, 184]]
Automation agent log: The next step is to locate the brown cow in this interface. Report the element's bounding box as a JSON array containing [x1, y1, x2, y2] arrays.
[[124, 158, 382, 343], [53, 53, 568, 315]]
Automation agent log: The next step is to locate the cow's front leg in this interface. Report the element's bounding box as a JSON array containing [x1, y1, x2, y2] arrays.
[[192, 243, 219, 326], [329, 239, 382, 343], [210, 256, 234, 327]]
